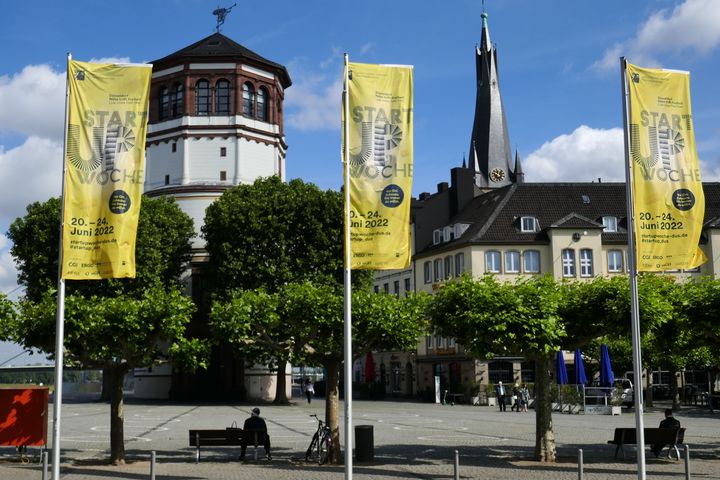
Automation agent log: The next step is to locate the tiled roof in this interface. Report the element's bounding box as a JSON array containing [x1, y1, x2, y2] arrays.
[[416, 182, 720, 257], [150, 33, 291, 88]]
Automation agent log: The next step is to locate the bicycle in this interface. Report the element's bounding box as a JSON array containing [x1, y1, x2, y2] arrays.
[[305, 414, 332, 464]]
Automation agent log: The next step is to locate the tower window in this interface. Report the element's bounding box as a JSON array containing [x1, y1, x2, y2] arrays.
[[159, 86, 169, 120], [216, 79, 231, 114], [171, 142, 177, 153], [220, 171, 227, 181], [257, 86, 268, 121], [171, 82, 184, 116], [220, 147, 227, 157], [164, 174, 170, 185], [195, 79, 211, 115], [242, 82, 255, 117]]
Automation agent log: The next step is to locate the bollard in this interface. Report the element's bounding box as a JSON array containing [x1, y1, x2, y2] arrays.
[[578, 449, 584, 480], [150, 450, 156, 480], [42, 451, 48, 480], [684, 445, 690, 480], [454, 449, 459, 480]]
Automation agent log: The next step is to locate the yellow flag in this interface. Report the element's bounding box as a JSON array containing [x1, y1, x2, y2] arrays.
[[343, 62, 413, 270], [626, 62, 706, 271], [61, 60, 152, 279]]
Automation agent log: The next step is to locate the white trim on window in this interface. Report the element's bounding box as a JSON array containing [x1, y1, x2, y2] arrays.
[[455, 253, 465, 276], [580, 249, 593, 277], [423, 261, 432, 284], [607, 250, 623, 273], [562, 249, 576, 277], [523, 250, 540, 273], [602, 216, 618, 232], [485, 250, 501, 273], [433, 229, 442, 245], [505, 250, 520, 273], [520, 216, 538, 233]]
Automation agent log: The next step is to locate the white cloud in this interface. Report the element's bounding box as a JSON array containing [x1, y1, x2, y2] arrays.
[[0, 136, 63, 227], [0, 248, 20, 299], [285, 56, 343, 131], [0, 64, 66, 140], [593, 0, 720, 72], [524, 126, 625, 182]]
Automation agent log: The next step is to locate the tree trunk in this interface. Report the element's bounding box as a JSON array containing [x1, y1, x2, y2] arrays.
[[670, 365, 681, 411], [324, 359, 341, 464], [273, 358, 289, 404], [109, 365, 127, 465], [534, 355, 556, 462], [645, 367, 654, 407]]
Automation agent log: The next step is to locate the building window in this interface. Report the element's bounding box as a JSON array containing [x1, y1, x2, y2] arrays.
[[455, 253, 465, 276], [434, 258, 443, 282], [195, 79, 211, 115], [602, 216, 618, 232], [242, 82, 255, 117], [159, 86, 169, 120], [423, 261, 432, 284], [443, 226, 453, 242], [505, 250, 520, 273], [220, 171, 227, 181], [215, 79, 231, 114], [220, 147, 227, 157], [383, 283, 389, 293], [433, 229, 442, 245], [426, 336, 433, 350], [404, 277, 411, 295], [561, 249, 576, 277], [374, 285, 379, 293], [580, 249, 593, 277], [393, 280, 400, 296], [171, 142, 177, 153], [523, 250, 540, 273], [435, 336, 444, 350], [444, 256, 453, 280], [488, 360, 514, 384], [485, 250, 501, 273], [520, 216, 538, 233], [164, 174, 170, 185], [607, 250, 623, 273], [171, 82, 184, 116], [257, 86, 268, 121]]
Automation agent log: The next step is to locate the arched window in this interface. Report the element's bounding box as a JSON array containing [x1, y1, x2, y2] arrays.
[[215, 79, 231, 114], [171, 82, 184, 117], [257, 87, 268, 121], [195, 79, 210, 115], [159, 86, 169, 120], [242, 82, 255, 117]]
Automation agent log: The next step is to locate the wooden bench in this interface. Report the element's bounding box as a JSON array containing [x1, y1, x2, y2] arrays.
[[607, 427, 685, 460], [189, 428, 266, 463]]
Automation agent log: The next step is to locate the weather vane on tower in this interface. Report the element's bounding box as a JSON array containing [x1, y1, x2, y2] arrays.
[[213, 3, 237, 32]]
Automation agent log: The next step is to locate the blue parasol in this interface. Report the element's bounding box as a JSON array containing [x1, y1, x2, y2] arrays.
[[573, 348, 588, 385], [556, 351, 569, 384], [599, 344, 615, 387]]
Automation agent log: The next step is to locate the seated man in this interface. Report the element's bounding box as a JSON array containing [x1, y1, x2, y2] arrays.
[[240, 407, 271, 461], [651, 408, 681, 457]]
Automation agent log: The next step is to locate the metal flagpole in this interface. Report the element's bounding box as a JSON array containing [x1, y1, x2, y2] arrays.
[[342, 52, 353, 480], [52, 52, 72, 480], [620, 56, 647, 480]]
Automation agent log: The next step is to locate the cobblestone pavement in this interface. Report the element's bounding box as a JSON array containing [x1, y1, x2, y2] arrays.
[[1, 397, 718, 479]]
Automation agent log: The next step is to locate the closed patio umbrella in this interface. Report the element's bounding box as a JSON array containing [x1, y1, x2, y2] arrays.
[[556, 351, 569, 385], [574, 348, 588, 385], [599, 344, 615, 388]]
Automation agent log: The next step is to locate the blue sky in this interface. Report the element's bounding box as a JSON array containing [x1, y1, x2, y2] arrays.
[[1, 0, 719, 364]]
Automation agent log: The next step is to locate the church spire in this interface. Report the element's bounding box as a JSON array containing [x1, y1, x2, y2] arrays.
[[469, 11, 514, 189]]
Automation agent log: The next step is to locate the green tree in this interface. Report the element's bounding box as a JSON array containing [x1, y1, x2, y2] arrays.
[[428, 275, 567, 462], [0, 293, 15, 341], [7, 195, 206, 464], [219, 281, 427, 464], [202, 176, 344, 295]]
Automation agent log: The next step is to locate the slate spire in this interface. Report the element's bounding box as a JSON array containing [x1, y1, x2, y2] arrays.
[[468, 12, 514, 189]]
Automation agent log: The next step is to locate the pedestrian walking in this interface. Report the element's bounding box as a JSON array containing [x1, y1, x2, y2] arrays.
[[304, 378, 315, 404]]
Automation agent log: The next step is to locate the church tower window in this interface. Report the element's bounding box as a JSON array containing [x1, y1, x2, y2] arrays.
[[257, 87, 268, 121], [159, 86, 169, 120], [171, 82, 184, 117]]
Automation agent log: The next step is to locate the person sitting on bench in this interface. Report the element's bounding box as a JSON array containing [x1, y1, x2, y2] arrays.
[[240, 407, 271, 461], [651, 408, 680, 457]]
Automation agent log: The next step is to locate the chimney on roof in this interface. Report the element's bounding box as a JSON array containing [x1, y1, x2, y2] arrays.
[[598, 177, 602, 183], [419, 192, 431, 201], [437, 182, 449, 193]]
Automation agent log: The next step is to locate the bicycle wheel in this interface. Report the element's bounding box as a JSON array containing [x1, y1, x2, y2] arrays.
[[318, 431, 332, 465], [305, 432, 319, 462]]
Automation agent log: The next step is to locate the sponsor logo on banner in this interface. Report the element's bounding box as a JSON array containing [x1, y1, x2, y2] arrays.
[[344, 62, 413, 270], [61, 60, 152, 279], [626, 62, 706, 271]]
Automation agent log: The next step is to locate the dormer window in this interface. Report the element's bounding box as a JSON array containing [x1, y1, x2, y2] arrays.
[[443, 226, 453, 242], [602, 216, 618, 232], [433, 229, 442, 245], [454, 223, 469, 238], [520, 216, 538, 233]]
